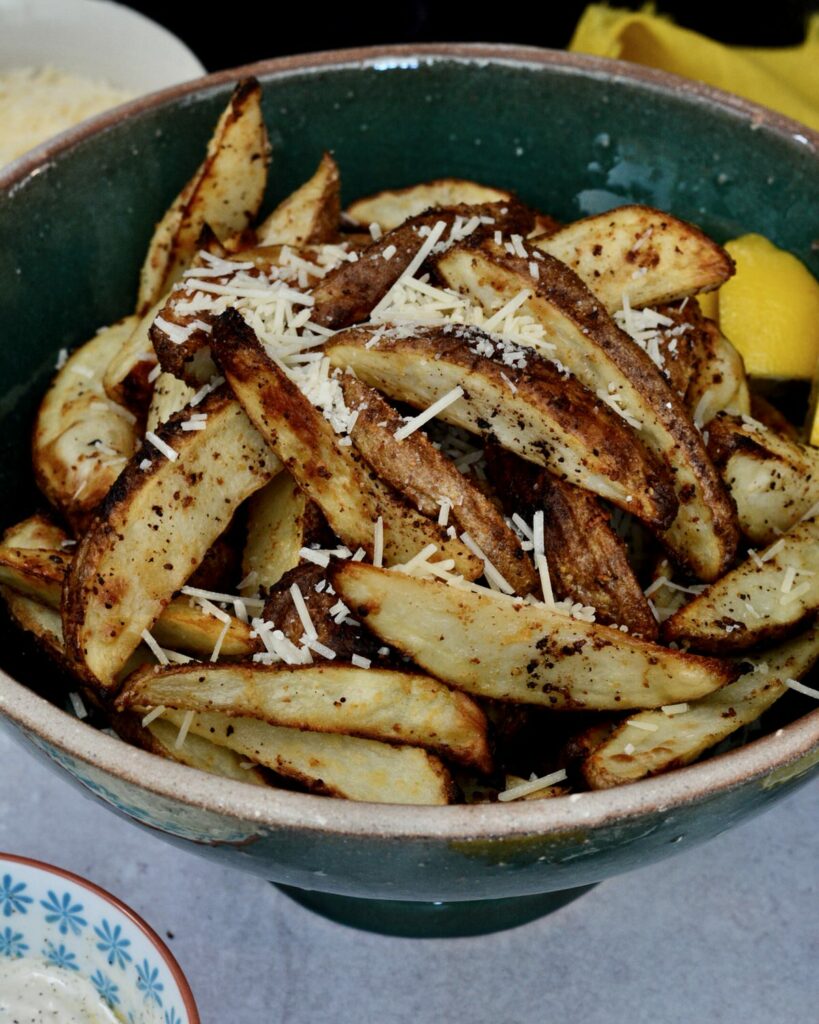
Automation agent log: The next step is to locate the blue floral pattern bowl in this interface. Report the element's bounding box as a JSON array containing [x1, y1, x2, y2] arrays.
[[0, 853, 199, 1022]]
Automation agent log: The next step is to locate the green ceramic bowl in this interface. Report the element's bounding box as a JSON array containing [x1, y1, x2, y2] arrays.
[[1, 45, 818, 939]]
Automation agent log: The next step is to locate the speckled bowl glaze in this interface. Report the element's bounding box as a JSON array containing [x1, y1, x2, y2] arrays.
[[0, 853, 199, 1020], [1, 46, 818, 938]]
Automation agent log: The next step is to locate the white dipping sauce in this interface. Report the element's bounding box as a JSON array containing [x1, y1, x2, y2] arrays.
[[0, 958, 122, 1022]]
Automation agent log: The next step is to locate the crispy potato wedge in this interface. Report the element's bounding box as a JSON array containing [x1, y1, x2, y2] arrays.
[[146, 371, 196, 434], [162, 709, 454, 804], [531, 205, 735, 311], [255, 152, 340, 246], [261, 562, 385, 663], [333, 563, 736, 709], [326, 325, 676, 530], [584, 624, 819, 788], [435, 239, 738, 579], [655, 301, 750, 424], [62, 387, 277, 686], [111, 712, 269, 786], [34, 317, 139, 529], [0, 546, 256, 658], [1, 587, 70, 672], [241, 471, 323, 594], [311, 201, 534, 330], [136, 79, 270, 313], [663, 516, 819, 652], [2, 514, 68, 551], [150, 244, 353, 387], [707, 413, 819, 544], [484, 445, 657, 637], [344, 179, 513, 232], [118, 661, 491, 770], [210, 309, 480, 576], [341, 375, 537, 596], [103, 298, 163, 410]]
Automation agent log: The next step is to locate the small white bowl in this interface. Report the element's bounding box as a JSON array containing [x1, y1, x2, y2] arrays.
[[0, 0, 204, 93], [0, 852, 200, 1023]]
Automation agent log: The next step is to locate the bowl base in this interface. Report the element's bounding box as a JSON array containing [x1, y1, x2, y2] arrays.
[[274, 883, 596, 938]]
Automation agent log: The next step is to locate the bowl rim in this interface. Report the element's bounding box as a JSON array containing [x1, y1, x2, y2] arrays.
[[1, 42, 818, 843], [0, 851, 200, 1021]]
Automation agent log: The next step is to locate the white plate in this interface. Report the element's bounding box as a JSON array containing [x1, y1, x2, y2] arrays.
[[0, 0, 205, 93]]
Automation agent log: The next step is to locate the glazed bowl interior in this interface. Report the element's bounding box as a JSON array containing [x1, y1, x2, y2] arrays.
[[1, 45, 819, 901]]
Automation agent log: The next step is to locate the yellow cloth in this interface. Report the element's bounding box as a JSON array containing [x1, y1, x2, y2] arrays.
[[569, 6, 819, 132]]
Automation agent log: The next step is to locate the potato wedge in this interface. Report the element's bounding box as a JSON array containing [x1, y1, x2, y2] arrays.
[[146, 371, 196, 434], [162, 709, 454, 804], [435, 239, 738, 579], [255, 152, 340, 246], [341, 375, 537, 596], [311, 201, 534, 330], [344, 178, 513, 232], [0, 546, 256, 659], [325, 325, 676, 530], [484, 445, 657, 637], [654, 301, 750, 424], [531, 205, 734, 311], [333, 563, 736, 709], [103, 298, 163, 410], [241, 471, 324, 594], [2, 514, 68, 551], [584, 624, 819, 788], [118, 661, 491, 771], [707, 413, 819, 544], [210, 309, 480, 576], [260, 562, 385, 663], [62, 387, 277, 686], [663, 516, 819, 652], [111, 712, 269, 786], [34, 317, 139, 529], [136, 79, 269, 313], [1, 587, 70, 672]]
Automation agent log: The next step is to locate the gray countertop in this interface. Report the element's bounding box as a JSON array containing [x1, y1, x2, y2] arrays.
[[1, 726, 817, 1023]]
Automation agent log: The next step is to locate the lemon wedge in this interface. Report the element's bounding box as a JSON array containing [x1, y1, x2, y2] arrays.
[[714, 234, 819, 381]]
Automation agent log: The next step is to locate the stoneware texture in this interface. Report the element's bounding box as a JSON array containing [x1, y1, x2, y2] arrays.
[[0, 44, 817, 936], [0, 852, 199, 1021]]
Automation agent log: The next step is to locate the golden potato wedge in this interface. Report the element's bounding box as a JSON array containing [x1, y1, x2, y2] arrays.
[[311, 201, 534, 329], [146, 371, 196, 434], [531, 204, 734, 311], [255, 152, 340, 246], [484, 445, 658, 637], [2, 514, 68, 551], [102, 298, 163, 410], [584, 623, 819, 788], [62, 387, 277, 687], [111, 712, 269, 786], [341, 375, 537, 596], [162, 709, 454, 804], [118, 661, 491, 771], [325, 325, 677, 530], [34, 317, 139, 529], [241, 471, 323, 594], [707, 413, 819, 544], [1, 587, 70, 672], [333, 563, 736, 709], [0, 546, 256, 659], [654, 301, 750, 425], [210, 309, 480, 576], [136, 79, 270, 313], [435, 239, 738, 579], [344, 178, 513, 232], [663, 516, 819, 652]]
